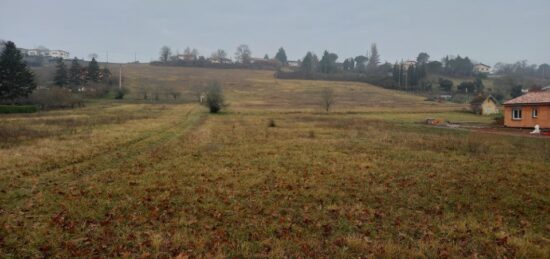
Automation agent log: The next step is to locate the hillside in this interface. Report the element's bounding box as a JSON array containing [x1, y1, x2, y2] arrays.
[[115, 64, 472, 112]]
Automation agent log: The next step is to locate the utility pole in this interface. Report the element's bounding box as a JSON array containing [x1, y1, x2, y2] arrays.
[[119, 64, 122, 90]]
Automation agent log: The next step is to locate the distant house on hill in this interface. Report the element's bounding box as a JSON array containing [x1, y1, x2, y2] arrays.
[[48, 50, 70, 59], [503, 91, 550, 128], [470, 95, 499, 115], [208, 57, 232, 64], [176, 53, 195, 61], [19, 48, 69, 59], [473, 63, 491, 74], [287, 60, 300, 67]]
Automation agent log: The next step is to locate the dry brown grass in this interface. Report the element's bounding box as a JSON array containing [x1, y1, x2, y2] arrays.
[[1, 66, 548, 257]]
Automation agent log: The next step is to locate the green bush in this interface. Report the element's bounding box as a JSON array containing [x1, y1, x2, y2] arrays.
[[0, 105, 38, 114]]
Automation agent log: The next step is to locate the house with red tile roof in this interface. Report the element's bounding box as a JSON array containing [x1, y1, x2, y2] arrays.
[[503, 91, 550, 128]]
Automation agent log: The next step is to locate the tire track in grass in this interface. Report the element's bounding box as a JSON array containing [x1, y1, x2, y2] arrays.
[[1, 105, 206, 211]]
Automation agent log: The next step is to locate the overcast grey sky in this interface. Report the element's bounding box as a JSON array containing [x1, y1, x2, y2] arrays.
[[1, 0, 549, 65]]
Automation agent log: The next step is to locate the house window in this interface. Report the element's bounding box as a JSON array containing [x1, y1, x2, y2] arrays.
[[512, 108, 522, 120], [532, 108, 538, 118]]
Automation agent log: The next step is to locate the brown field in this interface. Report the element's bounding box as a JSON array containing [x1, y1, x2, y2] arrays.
[[1, 65, 549, 258]]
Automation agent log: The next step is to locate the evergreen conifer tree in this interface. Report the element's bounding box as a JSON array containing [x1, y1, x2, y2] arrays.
[[69, 57, 82, 89], [0, 41, 36, 102], [53, 58, 68, 87], [87, 57, 100, 82]]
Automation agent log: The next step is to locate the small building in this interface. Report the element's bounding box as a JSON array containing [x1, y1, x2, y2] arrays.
[[208, 57, 232, 64], [470, 95, 499, 115], [48, 50, 70, 59], [18, 48, 69, 59], [473, 63, 491, 74], [287, 60, 300, 67], [176, 53, 195, 61], [503, 91, 550, 128]]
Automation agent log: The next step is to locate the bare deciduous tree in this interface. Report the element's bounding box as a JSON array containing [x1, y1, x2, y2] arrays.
[[235, 44, 251, 64], [165, 86, 181, 100], [88, 53, 98, 60], [320, 87, 335, 112], [159, 46, 171, 62], [211, 49, 227, 60]]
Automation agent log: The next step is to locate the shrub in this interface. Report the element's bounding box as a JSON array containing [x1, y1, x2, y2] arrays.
[[29, 87, 83, 109], [81, 83, 111, 98], [0, 105, 38, 114], [268, 119, 276, 127], [204, 81, 226, 113], [438, 78, 453, 92], [114, 86, 130, 100]]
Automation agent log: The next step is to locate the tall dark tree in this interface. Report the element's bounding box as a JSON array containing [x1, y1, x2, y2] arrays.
[[366, 43, 380, 74], [159, 46, 171, 62], [426, 61, 443, 74], [343, 58, 355, 71], [510, 85, 523, 98], [392, 62, 400, 85], [102, 67, 112, 84], [69, 57, 83, 88], [319, 51, 338, 74], [407, 65, 418, 87], [442, 55, 474, 76], [301, 52, 317, 75], [474, 76, 484, 93], [0, 41, 36, 102], [354, 55, 368, 72], [87, 57, 100, 82], [54, 58, 68, 87], [275, 47, 288, 65], [417, 63, 427, 80], [235, 44, 252, 64], [416, 52, 430, 65]]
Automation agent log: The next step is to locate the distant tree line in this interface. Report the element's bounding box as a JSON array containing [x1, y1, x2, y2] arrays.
[[152, 45, 288, 70], [276, 43, 396, 88], [494, 60, 550, 80]]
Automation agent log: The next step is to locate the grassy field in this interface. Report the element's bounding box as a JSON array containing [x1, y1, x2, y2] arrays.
[[1, 65, 549, 257]]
